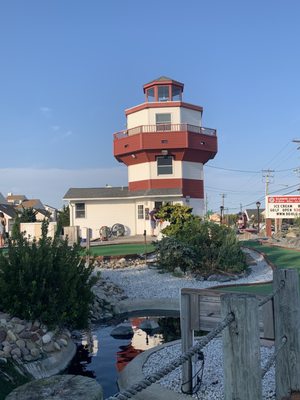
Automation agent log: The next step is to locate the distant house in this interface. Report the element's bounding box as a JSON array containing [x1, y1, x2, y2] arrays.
[[244, 208, 265, 225], [44, 204, 58, 222], [0, 203, 17, 234], [0, 192, 8, 204], [16, 199, 49, 221], [6, 194, 28, 206]]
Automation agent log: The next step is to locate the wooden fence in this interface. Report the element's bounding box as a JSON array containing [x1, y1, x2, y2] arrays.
[[180, 269, 300, 399]]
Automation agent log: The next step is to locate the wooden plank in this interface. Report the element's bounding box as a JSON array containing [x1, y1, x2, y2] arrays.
[[180, 292, 193, 394], [221, 294, 262, 400], [274, 269, 300, 398]]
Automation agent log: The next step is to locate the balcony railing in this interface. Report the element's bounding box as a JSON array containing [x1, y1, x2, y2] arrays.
[[113, 123, 216, 139]]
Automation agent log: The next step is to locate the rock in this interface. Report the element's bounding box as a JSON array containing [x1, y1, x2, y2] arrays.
[[30, 348, 40, 358], [0, 357, 7, 364], [3, 345, 12, 356], [173, 267, 184, 277], [13, 323, 25, 334], [6, 330, 17, 342], [42, 332, 54, 344], [21, 347, 30, 356], [6, 375, 103, 400], [0, 329, 7, 342], [110, 322, 134, 339], [57, 338, 68, 347], [43, 341, 58, 353], [19, 331, 34, 340], [139, 319, 160, 332], [11, 347, 21, 358], [16, 339, 26, 349]]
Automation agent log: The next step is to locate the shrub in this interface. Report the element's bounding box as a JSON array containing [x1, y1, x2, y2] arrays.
[[0, 221, 96, 329], [156, 218, 246, 274], [155, 236, 195, 273]]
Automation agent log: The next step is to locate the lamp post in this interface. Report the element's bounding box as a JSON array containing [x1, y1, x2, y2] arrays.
[[256, 201, 261, 234], [220, 205, 224, 225]]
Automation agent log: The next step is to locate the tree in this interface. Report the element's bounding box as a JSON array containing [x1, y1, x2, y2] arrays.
[[155, 204, 195, 236]]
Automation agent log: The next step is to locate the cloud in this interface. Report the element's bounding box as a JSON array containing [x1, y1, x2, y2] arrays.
[[63, 130, 72, 138], [39, 107, 52, 118], [0, 166, 128, 209], [51, 125, 60, 131]]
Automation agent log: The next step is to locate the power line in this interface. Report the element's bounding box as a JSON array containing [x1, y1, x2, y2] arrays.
[[206, 165, 299, 174]]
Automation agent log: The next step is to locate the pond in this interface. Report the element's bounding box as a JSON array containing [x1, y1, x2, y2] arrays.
[[67, 315, 181, 398]]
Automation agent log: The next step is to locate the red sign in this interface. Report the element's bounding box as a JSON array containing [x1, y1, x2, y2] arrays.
[[268, 196, 300, 203]]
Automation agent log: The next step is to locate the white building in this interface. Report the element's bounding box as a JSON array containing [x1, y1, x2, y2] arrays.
[[64, 77, 218, 238]]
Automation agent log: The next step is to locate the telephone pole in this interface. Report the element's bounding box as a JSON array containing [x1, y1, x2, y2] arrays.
[[262, 169, 274, 196]]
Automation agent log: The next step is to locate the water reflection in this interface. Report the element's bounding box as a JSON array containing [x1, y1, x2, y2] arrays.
[[67, 316, 180, 397]]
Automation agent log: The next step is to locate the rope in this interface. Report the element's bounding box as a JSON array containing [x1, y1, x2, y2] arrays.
[[105, 311, 235, 400], [258, 280, 285, 307], [261, 336, 287, 378]]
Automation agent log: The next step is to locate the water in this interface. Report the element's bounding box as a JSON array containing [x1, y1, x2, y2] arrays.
[[67, 316, 181, 397]]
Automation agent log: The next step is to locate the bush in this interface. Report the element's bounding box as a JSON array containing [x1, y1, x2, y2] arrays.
[[0, 221, 96, 329], [155, 236, 195, 273], [156, 218, 246, 274]]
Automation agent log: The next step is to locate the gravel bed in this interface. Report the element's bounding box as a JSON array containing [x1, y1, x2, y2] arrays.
[[99, 248, 273, 299], [143, 338, 275, 399]]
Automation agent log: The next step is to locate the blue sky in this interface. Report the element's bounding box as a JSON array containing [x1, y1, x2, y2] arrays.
[[1, 0, 300, 211]]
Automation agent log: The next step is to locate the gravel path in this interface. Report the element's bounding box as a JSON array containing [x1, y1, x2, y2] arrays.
[[99, 248, 275, 399], [99, 248, 273, 299]]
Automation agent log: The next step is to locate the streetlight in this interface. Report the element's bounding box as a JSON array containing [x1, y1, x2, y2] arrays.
[[220, 205, 224, 225], [256, 201, 261, 234]]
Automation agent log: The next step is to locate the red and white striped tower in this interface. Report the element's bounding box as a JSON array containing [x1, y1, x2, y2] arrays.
[[113, 77, 218, 215]]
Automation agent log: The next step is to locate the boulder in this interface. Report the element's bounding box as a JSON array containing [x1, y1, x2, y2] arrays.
[[5, 375, 103, 400], [110, 322, 134, 339]]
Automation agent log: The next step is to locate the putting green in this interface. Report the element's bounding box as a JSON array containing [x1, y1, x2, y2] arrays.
[[87, 243, 155, 256]]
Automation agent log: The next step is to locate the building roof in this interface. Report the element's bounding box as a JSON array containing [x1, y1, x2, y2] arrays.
[[143, 76, 184, 91], [245, 208, 265, 220], [6, 194, 27, 202], [0, 204, 17, 218], [63, 187, 183, 200], [16, 199, 45, 210]]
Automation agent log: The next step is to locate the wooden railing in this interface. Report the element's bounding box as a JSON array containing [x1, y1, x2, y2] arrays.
[[113, 123, 217, 139]]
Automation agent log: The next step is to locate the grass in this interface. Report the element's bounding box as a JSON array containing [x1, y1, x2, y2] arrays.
[[220, 240, 300, 294], [87, 243, 155, 256]]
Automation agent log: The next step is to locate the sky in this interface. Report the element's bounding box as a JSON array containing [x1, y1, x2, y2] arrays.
[[1, 0, 300, 212]]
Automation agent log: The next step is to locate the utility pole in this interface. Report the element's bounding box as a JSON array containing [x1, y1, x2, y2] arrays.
[[220, 193, 226, 208], [262, 169, 275, 196]]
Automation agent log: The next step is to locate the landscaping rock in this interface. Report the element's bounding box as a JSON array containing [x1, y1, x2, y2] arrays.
[[5, 374, 103, 400], [110, 322, 134, 339]]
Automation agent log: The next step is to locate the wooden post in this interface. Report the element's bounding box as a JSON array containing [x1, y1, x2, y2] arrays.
[[180, 291, 193, 394], [273, 269, 300, 399], [221, 294, 262, 400]]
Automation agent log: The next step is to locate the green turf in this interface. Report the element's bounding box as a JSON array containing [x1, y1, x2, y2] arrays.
[[220, 240, 300, 294], [87, 243, 155, 256]]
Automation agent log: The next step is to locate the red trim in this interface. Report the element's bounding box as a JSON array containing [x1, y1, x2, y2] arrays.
[[143, 78, 184, 92], [129, 179, 204, 198], [125, 101, 203, 115], [114, 131, 217, 165]]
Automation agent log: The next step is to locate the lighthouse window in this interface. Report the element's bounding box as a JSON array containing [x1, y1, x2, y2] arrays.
[[158, 86, 169, 101], [157, 155, 173, 175], [75, 203, 85, 219], [146, 88, 155, 102], [172, 86, 181, 101], [156, 113, 171, 131]]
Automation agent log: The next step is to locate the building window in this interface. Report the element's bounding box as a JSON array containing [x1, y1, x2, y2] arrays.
[[75, 203, 85, 218], [146, 87, 155, 102], [172, 86, 181, 101], [157, 155, 173, 175], [137, 205, 144, 219], [158, 85, 169, 101], [156, 113, 171, 131]]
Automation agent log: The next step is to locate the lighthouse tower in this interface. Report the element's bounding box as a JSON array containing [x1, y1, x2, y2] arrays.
[[113, 76, 217, 216]]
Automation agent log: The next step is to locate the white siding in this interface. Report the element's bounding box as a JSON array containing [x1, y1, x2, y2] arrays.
[[181, 161, 204, 180]]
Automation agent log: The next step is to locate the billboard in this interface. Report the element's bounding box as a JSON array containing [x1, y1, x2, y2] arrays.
[[266, 196, 300, 219]]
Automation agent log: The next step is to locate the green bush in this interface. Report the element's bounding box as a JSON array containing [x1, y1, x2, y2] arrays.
[[155, 236, 195, 273], [156, 217, 246, 274], [0, 221, 95, 329]]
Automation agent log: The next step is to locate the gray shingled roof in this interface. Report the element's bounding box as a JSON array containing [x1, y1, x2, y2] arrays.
[[0, 204, 17, 218], [63, 187, 182, 200]]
